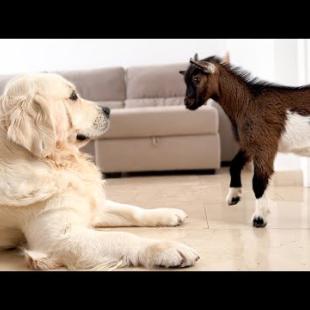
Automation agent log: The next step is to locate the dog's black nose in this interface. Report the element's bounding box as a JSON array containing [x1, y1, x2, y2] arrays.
[[101, 106, 110, 118]]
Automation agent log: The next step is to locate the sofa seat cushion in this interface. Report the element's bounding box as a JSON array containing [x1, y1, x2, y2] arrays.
[[126, 63, 187, 99], [101, 105, 218, 139], [125, 97, 184, 108]]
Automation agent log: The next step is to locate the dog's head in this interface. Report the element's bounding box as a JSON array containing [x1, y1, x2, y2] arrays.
[[0, 73, 110, 158]]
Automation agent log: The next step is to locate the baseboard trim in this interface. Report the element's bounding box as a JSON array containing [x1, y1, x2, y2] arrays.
[[103, 169, 217, 178]]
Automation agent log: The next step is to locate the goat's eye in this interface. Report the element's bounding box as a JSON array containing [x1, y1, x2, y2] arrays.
[[69, 91, 78, 101], [193, 76, 200, 83]]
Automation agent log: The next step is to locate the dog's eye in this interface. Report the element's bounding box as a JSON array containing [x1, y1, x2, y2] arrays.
[[69, 91, 78, 101]]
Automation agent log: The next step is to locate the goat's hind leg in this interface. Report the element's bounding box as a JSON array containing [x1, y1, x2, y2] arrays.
[[251, 153, 275, 228]]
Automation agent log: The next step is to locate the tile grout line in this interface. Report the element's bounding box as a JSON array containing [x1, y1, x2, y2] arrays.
[[203, 203, 210, 229]]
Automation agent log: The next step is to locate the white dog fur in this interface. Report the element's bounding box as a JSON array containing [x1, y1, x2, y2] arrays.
[[0, 73, 199, 270]]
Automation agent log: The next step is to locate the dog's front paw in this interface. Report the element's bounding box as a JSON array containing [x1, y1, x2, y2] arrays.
[[146, 208, 188, 227], [226, 188, 242, 206], [142, 241, 200, 269]]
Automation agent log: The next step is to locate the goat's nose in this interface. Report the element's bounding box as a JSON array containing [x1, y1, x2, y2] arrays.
[[185, 97, 194, 104], [101, 106, 110, 118]]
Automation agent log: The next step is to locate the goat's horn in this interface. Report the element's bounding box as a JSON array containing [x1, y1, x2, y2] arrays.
[[190, 58, 203, 68], [190, 59, 216, 74]]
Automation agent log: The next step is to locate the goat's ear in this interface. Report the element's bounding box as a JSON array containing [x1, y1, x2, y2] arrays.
[[221, 51, 230, 64], [189, 53, 199, 63], [7, 93, 56, 158], [190, 59, 216, 74], [179, 70, 185, 75]]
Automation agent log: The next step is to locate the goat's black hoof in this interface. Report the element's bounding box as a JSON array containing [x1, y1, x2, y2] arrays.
[[229, 196, 240, 206], [252, 217, 267, 228]]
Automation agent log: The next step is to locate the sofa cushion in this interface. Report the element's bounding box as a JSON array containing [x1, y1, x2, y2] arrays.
[[126, 63, 187, 99], [102, 105, 218, 139], [56, 67, 126, 101], [125, 97, 184, 108]]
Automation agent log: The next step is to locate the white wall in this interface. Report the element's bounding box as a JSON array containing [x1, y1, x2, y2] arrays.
[[225, 39, 275, 81], [0, 39, 226, 74]]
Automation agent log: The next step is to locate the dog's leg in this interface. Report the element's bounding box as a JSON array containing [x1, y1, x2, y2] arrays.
[[92, 200, 188, 227], [65, 228, 199, 270], [25, 225, 199, 270], [251, 151, 275, 228], [226, 149, 251, 205]]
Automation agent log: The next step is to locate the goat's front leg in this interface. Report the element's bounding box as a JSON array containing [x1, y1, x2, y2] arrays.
[[92, 200, 188, 228], [251, 152, 275, 228], [226, 149, 251, 205]]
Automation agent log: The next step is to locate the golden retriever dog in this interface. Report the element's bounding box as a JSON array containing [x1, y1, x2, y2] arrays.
[[0, 73, 200, 270]]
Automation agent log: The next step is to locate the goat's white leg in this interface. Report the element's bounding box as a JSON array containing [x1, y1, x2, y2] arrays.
[[226, 150, 250, 206], [251, 154, 274, 228], [251, 196, 270, 228], [226, 188, 242, 205]]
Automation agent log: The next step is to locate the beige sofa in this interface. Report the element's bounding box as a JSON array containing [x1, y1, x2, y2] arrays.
[[0, 64, 239, 174]]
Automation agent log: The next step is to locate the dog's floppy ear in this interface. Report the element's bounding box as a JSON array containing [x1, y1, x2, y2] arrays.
[[7, 93, 56, 157]]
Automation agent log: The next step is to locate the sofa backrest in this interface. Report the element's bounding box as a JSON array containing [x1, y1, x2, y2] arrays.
[[56, 67, 126, 109], [125, 63, 188, 108], [0, 67, 127, 110], [0, 64, 188, 110]]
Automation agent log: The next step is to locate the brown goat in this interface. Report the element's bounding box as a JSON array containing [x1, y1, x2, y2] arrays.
[[180, 53, 310, 227]]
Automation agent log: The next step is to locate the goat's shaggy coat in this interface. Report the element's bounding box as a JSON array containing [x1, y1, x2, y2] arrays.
[[181, 53, 310, 227], [0, 73, 199, 270]]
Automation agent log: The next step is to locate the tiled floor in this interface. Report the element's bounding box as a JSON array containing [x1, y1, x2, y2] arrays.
[[2, 168, 310, 271]]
